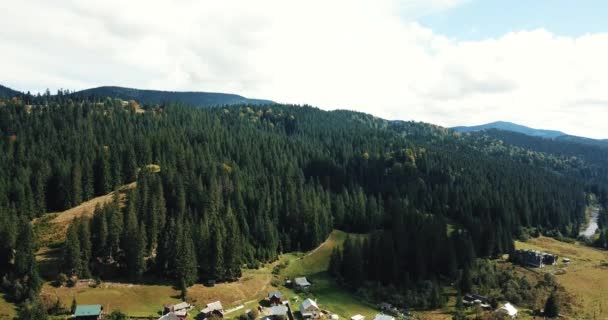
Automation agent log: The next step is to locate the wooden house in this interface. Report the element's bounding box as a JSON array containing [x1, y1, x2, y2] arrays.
[[268, 291, 283, 306], [202, 301, 225, 318], [294, 277, 311, 290], [74, 305, 103, 320], [299, 298, 319, 319]]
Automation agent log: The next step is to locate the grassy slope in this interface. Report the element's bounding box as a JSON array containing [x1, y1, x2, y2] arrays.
[[515, 236, 608, 319], [0, 294, 16, 319], [34, 182, 136, 249], [279, 231, 379, 319]]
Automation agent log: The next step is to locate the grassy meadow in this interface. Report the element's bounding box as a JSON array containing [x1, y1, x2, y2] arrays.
[[515, 236, 608, 319]]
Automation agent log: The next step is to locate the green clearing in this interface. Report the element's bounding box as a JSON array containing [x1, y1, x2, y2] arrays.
[[277, 230, 379, 319]]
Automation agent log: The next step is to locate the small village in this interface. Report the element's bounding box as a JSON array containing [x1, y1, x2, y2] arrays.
[[67, 267, 560, 320], [68, 276, 403, 320], [59, 238, 577, 320]]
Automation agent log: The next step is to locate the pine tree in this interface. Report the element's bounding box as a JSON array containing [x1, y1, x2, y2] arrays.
[[175, 223, 198, 287], [123, 196, 146, 281], [544, 291, 560, 317], [14, 219, 42, 298], [71, 165, 83, 206], [64, 222, 82, 277], [77, 218, 92, 278], [223, 204, 242, 280]]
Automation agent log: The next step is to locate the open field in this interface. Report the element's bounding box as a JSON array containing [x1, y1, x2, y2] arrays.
[[0, 295, 16, 319], [41, 263, 279, 318], [42, 282, 181, 317], [515, 236, 608, 319]]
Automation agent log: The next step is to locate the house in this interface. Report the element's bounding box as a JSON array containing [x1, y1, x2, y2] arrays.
[[374, 314, 395, 320], [511, 250, 558, 268], [294, 277, 311, 290], [202, 301, 225, 318], [163, 302, 191, 319], [462, 294, 491, 309], [74, 305, 103, 320], [268, 291, 283, 306], [299, 298, 319, 319], [268, 305, 289, 319], [159, 313, 180, 320], [497, 303, 518, 318], [351, 315, 365, 320]]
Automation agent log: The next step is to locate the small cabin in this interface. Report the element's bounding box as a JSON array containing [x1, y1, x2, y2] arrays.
[[202, 301, 225, 318], [299, 298, 319, 319], [268, 305, 289, 319], [74, 305, 103, 320], [163, 302, 191, 319], [268, 291, 283, 306], [294, 277, 311, 290]]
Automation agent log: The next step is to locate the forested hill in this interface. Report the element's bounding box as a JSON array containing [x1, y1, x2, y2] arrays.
[[0, 93, 595, 309], [452, 121, 567, 138], [464, 129, 608, 192], [72, 86, 273, 107], [0, 84, 21, 98]]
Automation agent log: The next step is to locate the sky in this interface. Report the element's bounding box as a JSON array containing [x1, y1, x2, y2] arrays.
[[1, 0, 607, 138]]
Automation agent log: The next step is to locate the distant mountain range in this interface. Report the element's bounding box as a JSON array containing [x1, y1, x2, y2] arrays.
[[0, 84, 273, 107], [453, 121, 607, 147], [452, 121, 567, 138]]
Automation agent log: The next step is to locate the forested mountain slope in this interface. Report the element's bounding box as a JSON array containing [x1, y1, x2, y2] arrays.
[[0, 85, 21, 98], [72, 86, 273, 107], [464, 129, 608, 195], [0, 93, 594, 310]]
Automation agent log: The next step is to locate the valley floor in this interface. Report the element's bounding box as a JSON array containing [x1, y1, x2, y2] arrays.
[[32, 217, 608, 320], [515, 236, 608, 319]]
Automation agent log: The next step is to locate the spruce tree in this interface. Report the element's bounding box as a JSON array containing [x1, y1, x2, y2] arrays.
[[544, 292, 559, 317], [63, 222, 82, 277]]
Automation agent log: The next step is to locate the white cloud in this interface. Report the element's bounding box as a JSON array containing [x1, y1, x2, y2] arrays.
[[1, 0, 607, 138]]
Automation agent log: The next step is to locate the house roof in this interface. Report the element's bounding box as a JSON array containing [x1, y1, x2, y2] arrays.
[[300, 298, 318, 311], [268, 291, 283, 299], [159, 312, 179, 320], [270, 305, 288, 316], [351, 315, 365, 320], [295, 277, 311, 286], [174, 302, 190, 311], [501, 303, 518, 316], [374, 314, 394, 320], [202, 301, 224, 313], [74, 305, 102, 317]]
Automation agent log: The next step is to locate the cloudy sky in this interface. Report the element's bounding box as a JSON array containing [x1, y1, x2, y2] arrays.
[[2, 0, 607, 138]]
